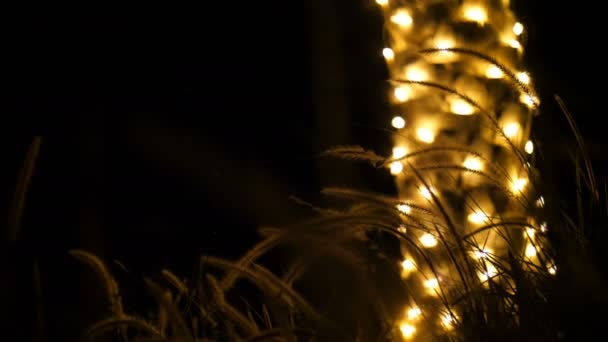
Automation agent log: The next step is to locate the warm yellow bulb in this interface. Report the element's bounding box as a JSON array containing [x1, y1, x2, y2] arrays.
[[520, 93, 536, 107], [419, 233, 438, 248], [375, 0, 389, 6], [393, 146, 407, 159], [399, 323, 416, 339], [394, 86, 411, 102], [525, 227, 536, 240], [513, 22, 524, 36], [436, 39, 453, 51], [397, 203, 412, 214], [391, 116, 406, 129], [463, 156, 483, 171], [382, 47, 395, 61], [525, 140, 534, 154], [548, 264, 557, 275], [407, 306, 422, 320], [468, 211, 488, 224], [416, 127, 435, 143], [540, 222, 548, 232], [486, 65, 504, 79], [440, 312, 456, 330], [503, 122, 520, 138], [419, 187, 434, 200], [451, 98, 475, 115], [473, 248, 493, 259], [479, 264, 498, 282], [535, 196, 545, 208], [390, 161, 404, 175], [463, 6, 487, 24], [525, 243, 537, 257], [405, 67, 427, 82], [424, 277, 439, 290], [401, 259, 416, 272], [391, 9, 413, 27], [512, 177, 527, 192], [517, 72, 531, 85], [507, 38, 522, 50]]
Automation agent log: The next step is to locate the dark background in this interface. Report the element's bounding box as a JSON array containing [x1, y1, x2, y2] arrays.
[[3, 1, 607, 340]]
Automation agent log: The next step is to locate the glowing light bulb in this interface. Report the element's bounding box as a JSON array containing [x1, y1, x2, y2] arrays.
[[382, 47, 395, 61], [486, 65, 504, 79], [407, 306, 422, 320], [416, 127, 435, 143], [420, 233, 438, 248], [397, 203, 412, 214], [473, 248, 493, 259], [394, 86, 411, 102], [506, 38, 522, 50], [535, 196, 545, 208], [525, 140, 534, 154], [375, 0, 389, 6], [520, 93, 536, 107], [419, 187, 433, 200], [525, 227, 536, 240], [525, 244, 537, 258], [436, 39, 453, 51], [513, 22, 524, 36], [451, 98, 475, 115], [548, 264, 557, 275], [400, 323, 416, 339], [512, 177, 527, 192], [391, 9, 413, 27], [440, 312, 456, 330], [463, 6, 487, 24], [401, 259, 416, 272], [540, 222, 548, 232], [479, 264, 498, 282], [424, 277, 439, 290], [397, 225, 407, 233], [468, 211, 488, 224], [463, 156, 483, 171], [405, 67, 427, 82], [393, 146, 407, 159], [503, 122, 520, 138], [390, 161, 404, 175], [517, 72, 531, 85], [391, 116, 406, 129]]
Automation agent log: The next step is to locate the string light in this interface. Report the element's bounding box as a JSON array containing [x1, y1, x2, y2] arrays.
[[390, 161, 404, 175], [376, 0, 547, 336], [463, 5, 488, 24], [503, 122, 520, 138], [397, 203, 412, 214], [400, 323, 416, 339], [393, 146, 407, 159], [391, 9, 413, 28], [468, 211, 488, 224], [486, 65, 504, 79], [419, 233, 438, 248], [513, 22, 524, 36], [517, 72, 531, 84], [450, 98, 476, 115], [394, 86, 411, 102], [416, 127, 435, 143], [382, 47, 395, 61], [463, 156, 483, 171], [525, 140, 534, 154], [392, 116, 406, 129], [407, 306, 422, 320]]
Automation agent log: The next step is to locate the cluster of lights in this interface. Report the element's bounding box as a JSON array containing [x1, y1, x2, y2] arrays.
[[375, 1, 549, 339]]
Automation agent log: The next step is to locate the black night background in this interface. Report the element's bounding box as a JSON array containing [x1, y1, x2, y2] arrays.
[[3, 1, 608, 341]]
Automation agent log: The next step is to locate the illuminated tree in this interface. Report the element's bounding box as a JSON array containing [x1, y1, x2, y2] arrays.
[[373, 0, 553, 340]]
